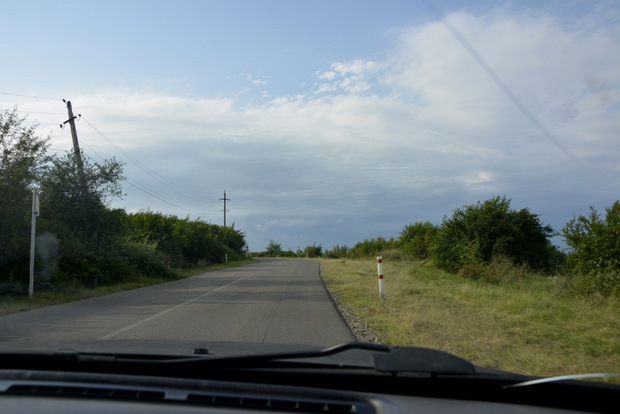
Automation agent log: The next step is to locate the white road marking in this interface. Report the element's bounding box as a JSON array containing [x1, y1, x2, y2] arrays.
[[98, 271, 260, 340]]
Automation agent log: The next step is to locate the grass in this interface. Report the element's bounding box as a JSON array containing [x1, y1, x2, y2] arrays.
[[319, 257, 620, 379], [0, 258, 257, 317]]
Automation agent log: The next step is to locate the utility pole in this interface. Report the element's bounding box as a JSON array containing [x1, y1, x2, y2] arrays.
[[29, 189, 39, 298], [61, 100, 86, 188], [220, 191, 230, 227]]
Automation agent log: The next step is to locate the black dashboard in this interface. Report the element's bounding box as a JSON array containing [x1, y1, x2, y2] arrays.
[[1, 368, 615, 414]]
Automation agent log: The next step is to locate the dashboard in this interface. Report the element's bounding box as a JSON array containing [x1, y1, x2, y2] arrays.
[[0, 369, 608, 414]]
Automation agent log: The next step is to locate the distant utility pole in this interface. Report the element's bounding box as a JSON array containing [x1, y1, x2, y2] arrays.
[[220, 191, 230, 227], [61, 100, 86, 189]]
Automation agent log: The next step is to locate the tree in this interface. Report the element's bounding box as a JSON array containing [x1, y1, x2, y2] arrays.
[[40, 152, 125, 240], [0, 108, 51, 282], [399, 221, 437, 260], [431, 196, 555, 272], [303, 243, 323, 258], [324, 244, 349, 258], [265, 240, 282, 256], [562, 201, 620, 283], [349, 236, 397, 258], [38, 153, 126, 285], [217, 223, 246, 254]]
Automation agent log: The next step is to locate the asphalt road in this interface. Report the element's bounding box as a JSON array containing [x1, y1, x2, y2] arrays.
[[0, 259, 355, 346]]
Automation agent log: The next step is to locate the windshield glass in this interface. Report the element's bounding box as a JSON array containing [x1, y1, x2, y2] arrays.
[[1, 0, 618, 381]]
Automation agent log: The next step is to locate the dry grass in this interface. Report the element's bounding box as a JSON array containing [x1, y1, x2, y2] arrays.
[[319, 258, 620, 378]]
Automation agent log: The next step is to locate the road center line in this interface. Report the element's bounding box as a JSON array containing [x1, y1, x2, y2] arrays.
[[98, 271, 260, 340]]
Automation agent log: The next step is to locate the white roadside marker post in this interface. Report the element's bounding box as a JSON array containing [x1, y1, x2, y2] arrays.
[[377, 256, 386, 300]]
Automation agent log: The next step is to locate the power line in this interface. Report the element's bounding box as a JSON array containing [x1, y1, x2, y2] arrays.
[[0, 92, 61, 101], [123, 177, 214, 217], [80, 115, 216, 203], [423, 1, 576, 161], [80, 150, 214, 218], [75, 115, 216, 217]]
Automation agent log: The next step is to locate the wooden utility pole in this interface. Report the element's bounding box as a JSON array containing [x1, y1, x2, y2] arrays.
[[62, 100, 87, 190], [220, 191, 230, 227]]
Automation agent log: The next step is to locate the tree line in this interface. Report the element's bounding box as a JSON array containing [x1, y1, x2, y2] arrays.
[[262, 195, 619, 297], [1, 108, 246, 294]]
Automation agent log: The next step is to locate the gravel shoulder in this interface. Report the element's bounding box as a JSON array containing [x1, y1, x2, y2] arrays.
[[320, 270, 382, 344]]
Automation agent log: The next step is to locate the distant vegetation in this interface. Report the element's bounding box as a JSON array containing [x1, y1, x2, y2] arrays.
[[1, 108, 246, 295], [269, 196, 619, 297]]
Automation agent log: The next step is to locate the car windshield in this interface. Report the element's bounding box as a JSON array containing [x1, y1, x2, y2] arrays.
[[0, 0, 618, 383]]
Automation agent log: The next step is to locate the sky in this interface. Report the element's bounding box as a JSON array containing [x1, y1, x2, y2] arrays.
[[1, 0, 619, 252]]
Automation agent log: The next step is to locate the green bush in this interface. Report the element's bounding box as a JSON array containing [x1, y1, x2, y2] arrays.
[[399, 221, 437, 260], [431, 196, 555, 273], [458, 255, 530, 285], [324, 244, 350, 258], [562, 201, 620, 296], [263, 240, 282, 257], [349, 237, 397, 258], [303, 243, 323, 258]]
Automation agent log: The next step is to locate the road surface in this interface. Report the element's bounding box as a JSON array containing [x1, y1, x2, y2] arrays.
[[0, 259, 355, 346]]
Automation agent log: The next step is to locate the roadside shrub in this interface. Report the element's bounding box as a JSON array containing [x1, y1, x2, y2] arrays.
[[561, 201, 620, 296], [324, 244, 349, 258], [431, 235, 483, 273], [458, 255, 530, 285], [431, 196, 555, 273], [264, 240, 282, 257], [458, 262, 485, 281], [349, 237, 397, 258], [400, 221, 437, 260], [566, 271, 619, 297], [303, 243, 323, 258], [378, 248, 404, 261]]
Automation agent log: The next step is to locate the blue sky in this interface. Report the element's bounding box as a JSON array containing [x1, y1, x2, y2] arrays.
[[2, 0, 619, 252]]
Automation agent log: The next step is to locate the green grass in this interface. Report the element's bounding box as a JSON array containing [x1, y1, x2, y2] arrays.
[[319, 258, 620, 379], [0, 258, 257, 317]]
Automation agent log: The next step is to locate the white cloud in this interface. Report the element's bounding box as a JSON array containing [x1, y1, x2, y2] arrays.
[[314, 59, 379, 94], [247, 74, 268, 86]]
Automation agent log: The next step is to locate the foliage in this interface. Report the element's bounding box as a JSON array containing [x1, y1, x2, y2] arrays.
[[127, 211, 245, 266], [35, 152, 130, 286], [349, 237, 398, 258], [561, 201, 620, 296], [430, 196, 555, 273], [457, 254, 530, 285], [0, 108, 51, 282], [40, 153, 125, 242], [303, 243, 323, 258], [126, 210, 184, 266], [399, 221, 437, 260], [264, 240, 282, 256], [217, 223, 246, 254], [324, 244, 350, 258]]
